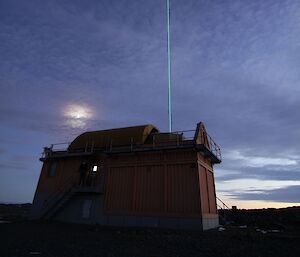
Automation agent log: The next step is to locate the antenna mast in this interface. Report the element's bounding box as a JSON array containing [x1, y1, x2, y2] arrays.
[[167, 0, 172, 132]]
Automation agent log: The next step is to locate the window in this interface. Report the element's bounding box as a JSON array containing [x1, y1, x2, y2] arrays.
[[92, 165, 98, 172], [48, 161, 57, 177]]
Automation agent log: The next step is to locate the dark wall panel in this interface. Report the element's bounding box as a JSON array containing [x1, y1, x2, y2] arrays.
[[105, 166, 135, 212], [207, 170, 217, 214]]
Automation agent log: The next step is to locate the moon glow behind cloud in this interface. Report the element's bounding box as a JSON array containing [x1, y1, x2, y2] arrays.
[[63, 104, 93, 129]]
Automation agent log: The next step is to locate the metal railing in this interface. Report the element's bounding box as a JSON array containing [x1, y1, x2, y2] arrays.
[[216, 196, 231, 225], [206, 133, 222, 161], [41, 142, 70, 158], [216, 196, 230, 210], [41, 130, 221, 162]]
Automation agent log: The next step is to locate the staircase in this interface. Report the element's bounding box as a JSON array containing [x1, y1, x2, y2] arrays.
[[42, 189, 75, 219], [40, 175, 77, 220], [216, 196, 231, 225], [39, 178, 102, 220]]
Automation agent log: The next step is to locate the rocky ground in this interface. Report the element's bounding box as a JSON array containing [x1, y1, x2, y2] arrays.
[[0, 205, 299, 257]]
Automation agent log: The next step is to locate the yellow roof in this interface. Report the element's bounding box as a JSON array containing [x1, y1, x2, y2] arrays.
[[68, 124, 159, 151]]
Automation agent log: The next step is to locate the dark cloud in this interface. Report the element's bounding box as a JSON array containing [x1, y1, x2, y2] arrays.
[[0, 155, 36, 172], [216, 166, 300, 182], [227, 185, 300, 203], [0, 163, 25, 171]]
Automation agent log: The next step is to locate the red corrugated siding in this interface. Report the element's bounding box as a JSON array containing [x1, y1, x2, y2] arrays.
[[36, 145, 217, 219], [37, 159, 82, 194], [207, 170, 217, 214], [199, 164, 217, 214], [199, 165, 209, 214], [36, 162, 51, 193], [134, 165, 164, 213], [165, 164, 200, 214], [105, 166, 135, 212], [104, 162, 201, 217]]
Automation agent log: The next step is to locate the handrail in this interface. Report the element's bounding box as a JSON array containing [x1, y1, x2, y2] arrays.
[[206, 133, 222, 161], [42, 129, 221, 162], [216, 196, 230, 210], [217, 203, 224, 210], [51, 142, 70, 146], [41, 173, 77, 217], [216, 196, 231, 224]]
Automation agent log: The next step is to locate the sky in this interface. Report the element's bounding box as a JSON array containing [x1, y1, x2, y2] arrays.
[[0, 0, 299, 208]]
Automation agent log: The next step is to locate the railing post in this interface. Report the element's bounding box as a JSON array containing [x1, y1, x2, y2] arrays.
[[50, 144, 53, 156]]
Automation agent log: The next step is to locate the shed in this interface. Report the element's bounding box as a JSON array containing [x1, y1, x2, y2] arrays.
[[31, 122, 221, 230]]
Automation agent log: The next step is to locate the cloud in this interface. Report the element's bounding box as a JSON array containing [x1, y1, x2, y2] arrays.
[[0, 155, 36, 172], [216, 167, 300, 182], [0, 163, 26, 171], [224, 150, 298, 167], [216, 149, 300, 182], [227, 185, 300, 203]]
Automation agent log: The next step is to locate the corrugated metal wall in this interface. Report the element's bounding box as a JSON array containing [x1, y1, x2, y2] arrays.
[[105, 161, 201, 217], [165, 164, 200, 215], [105, 166, 135, 212], [199, 165, 209, 214], [207, 171, 217, 214], [198, 164, 217, 214], [37, 159, 81, 194], [35, 146, 218, 220], [134, 165, 164, 213]]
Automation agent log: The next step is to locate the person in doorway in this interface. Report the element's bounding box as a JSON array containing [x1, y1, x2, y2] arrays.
[[90, 165, 98, 186], [78, 162, 88, 186]]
